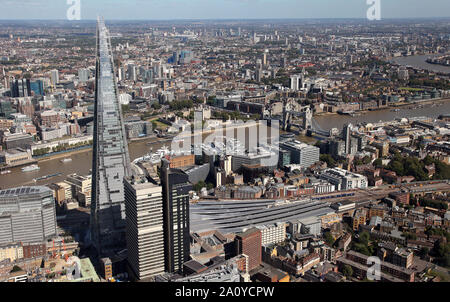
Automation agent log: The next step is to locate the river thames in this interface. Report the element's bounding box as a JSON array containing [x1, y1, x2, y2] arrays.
[[0, 101, 449, 189], [392, 53, 450, 74]]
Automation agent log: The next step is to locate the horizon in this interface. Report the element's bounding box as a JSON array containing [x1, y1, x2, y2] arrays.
[[1, 16, 450, 22], [0, 0, 449, 20]]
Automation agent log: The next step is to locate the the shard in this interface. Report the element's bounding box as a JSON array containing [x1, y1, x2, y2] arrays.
[[90, 18, 131, 256]]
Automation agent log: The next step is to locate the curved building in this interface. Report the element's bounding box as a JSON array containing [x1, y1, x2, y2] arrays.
[[0, 186, 57, 245]]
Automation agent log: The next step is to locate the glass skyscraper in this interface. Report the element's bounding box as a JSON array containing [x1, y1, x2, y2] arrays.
[[90, 18, 131, 256]]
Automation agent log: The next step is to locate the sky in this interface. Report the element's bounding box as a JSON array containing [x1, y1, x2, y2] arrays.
[[0, 0, 449, 20]]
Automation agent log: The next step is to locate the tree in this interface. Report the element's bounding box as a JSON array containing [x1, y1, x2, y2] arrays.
[[121, 104, 130, 113], [342, 265, 353, 278], [320, 154, 336, 168], [373, 158, 383, 168], [358, 232, 370, 246], [10, 265, 22, 273], [324, 231, 335, 247], [390, 161, 404, 175], [151, 103, 161, 110], [419, 247, 429, 259], [169, 100, 193, 111], [193, 181, 207, 192], [353, 243, 371, 256]]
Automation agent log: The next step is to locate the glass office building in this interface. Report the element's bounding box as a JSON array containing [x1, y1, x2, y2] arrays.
[[90, 18, 131, 256], [0, 186, 57, 245]]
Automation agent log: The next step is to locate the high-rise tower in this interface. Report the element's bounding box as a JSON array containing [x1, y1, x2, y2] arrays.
[[124, 175, 165, 280], [160, 159, 192, 273], [90, 18, 131, 256], [343, 123, 352, 155]]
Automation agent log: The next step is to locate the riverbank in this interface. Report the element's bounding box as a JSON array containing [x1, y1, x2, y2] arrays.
[[37, 147, 93, 163], [314, 99, 450, 131], [314, 98, 450, 117]]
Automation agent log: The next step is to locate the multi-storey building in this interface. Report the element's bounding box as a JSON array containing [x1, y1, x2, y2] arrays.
[[78, 68, 90, 83], [168, 154, 195, 169], [66, 174, 91, 206], [2, 133, 33, 150], [368, 204, 388, 220], [256, 223, 286, 246], [352, 209, 367, 231], [124, 176, 165, 280], [0, 186, 57, 245], [342, 250, 415, 282], [90, 18, 131, 255], [0, 243, 23, 262], [280, 140, 319, 169], [161, 160, 192, 273], [39, 110, 61, 128], [319, 168, 368, 190], [234, 228, 262, 272]]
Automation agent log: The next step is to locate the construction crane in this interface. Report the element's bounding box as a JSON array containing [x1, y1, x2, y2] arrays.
[[50, 238, 69, 260], [52, 240, 56, 258], [61, 238, 69, 261]]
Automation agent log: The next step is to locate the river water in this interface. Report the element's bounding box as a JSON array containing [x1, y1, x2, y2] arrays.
[[0, 101, 449, 189], [0, 138, 159, 190], [391, 53, 450, 74], [314, 100, 450, 131], [0, 124, 262, 189]]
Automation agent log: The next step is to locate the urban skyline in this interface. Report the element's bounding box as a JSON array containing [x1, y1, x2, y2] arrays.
[[0, 0, 450, 20]]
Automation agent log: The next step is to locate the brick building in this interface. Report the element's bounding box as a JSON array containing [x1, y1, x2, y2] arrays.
[[235, 228, 262, 272]]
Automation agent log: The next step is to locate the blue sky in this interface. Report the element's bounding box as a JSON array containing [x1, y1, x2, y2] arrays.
[[0, 0, 449, 20]]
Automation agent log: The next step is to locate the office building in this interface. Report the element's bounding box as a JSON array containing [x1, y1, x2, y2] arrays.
[[235, 228, 262, 272], [256, 223, 286, 246], [50, 69, 59, 86], [90, 18, 131, 256], [30, 80, 44, 96], [280, 140, 320, 169], [0, 100, 14, 118], [320, 168, 368, 191], [11, 79, 43, 97], [124, 176, 165, 280], [127, 64, 137, 82], [398, 66, 409, 81], [3, 133, 33, 150], [160, 160, 192, 273], [66, 174, 91, 207], [10, 79, 30, 97], [78, 68, 90, 82], [17, 97, 35, 118], [343, 123, 352, 155], [0, 186, 57, 245], [290, 74, 304, 91], [278, 149, 291, 168], [231, 149, 277, 173], [0, 243, 23, 262]]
